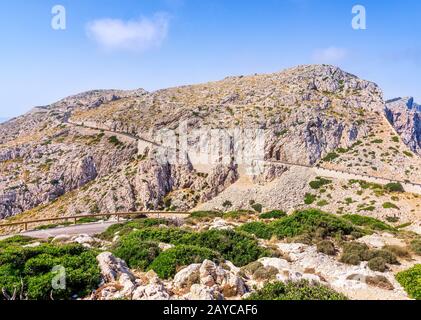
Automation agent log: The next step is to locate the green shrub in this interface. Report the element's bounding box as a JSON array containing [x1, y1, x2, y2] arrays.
[[386, 216, 399, 223], [223, 210, 254, 220], [76, 217, 103, 224], [340, 242, 368, 265], [382, 202, 399, 210], [410, 240, 421, 255], [260, 210, 287, 220], [396, 264, 421, 300], [384, 182, 404, 193], [340, 242, 398, 271], [222, 201, 233, 209], [98, 219, 171, 240], [251, 203, 263, 213], [383, 245, 411, 259], [184, 229, 270, 267], [117, 227, 190, 246], [0, 243, 100, 300], [252, 266, 278, 281], [271, 209, 360, 240], [367, 257, 387, 272], [316, 200, 329, 207], [304, 193, 317, 205], [323, 152, 339, 162], [0, 236, 34, 249], [148, 245, 220, 279], [240, 261, 264, 276], [316, 240, 336, 256], [238, 222, 275, 240], [113, 240, 161, 270], [108, 136, 123, 147], [309, 178, 332, 190], [187, 211, 223, 222], [120, 228, 269, 268], [246, 280, 347, 300], [342, 214, 395, 232]]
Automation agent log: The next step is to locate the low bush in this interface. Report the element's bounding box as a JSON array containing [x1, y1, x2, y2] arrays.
[[260, 210, 287, 220], [342, 214, 395, 232], [304, 193, 317, 205], [98, 218, 171, 240], [340, 242, 398, 271], [316, 240, 336, 256], [240, 261, 263, 277], [116, 227, 190, 246], [246, 280, 347, 300], [322, 152, 339, 162], [118, 228, 270, 268], [238, 222, 275, 240], [384, 182, 404, 193], [0, 236, 34, 249], [309, 178, 332, 190], [396, 264, 421, 300], [186, 211, 223, 223], [0, 242, 100, 300], [112, 240, 161, 270], [252, 266, 278, 281], [410, 240, 421, 255], [184, 229, 272, 267], [148, 245, 220, 279], [382, 202, 399, 210], [223, 210, 254, 220], [367, 257, 387, 272], [383, 245, 410, 259], [251, 203, 263, 213], [271, 209, 361, 240]]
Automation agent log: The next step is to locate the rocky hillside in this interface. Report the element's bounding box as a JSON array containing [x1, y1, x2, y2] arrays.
[[385, 97, 421, 156], [0, 65, 420, 228]]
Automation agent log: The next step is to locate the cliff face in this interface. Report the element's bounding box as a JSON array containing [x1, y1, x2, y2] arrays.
[[385, 97, 421, 156], [0, 64, 400, 220]]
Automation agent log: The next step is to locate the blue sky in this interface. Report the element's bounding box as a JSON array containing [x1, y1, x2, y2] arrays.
[[0, 0, 420, 118]]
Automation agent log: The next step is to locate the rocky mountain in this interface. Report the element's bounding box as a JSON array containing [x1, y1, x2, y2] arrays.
[[0, 64, 420, 227], [385, 97, 421, 156]]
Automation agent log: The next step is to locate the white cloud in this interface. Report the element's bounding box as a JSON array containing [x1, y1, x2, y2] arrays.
[[312, 47, 348, 63], [86, 13, 169, 52]]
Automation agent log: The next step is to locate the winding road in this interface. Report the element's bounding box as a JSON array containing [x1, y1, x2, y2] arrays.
[[0, 221, 116, 241]]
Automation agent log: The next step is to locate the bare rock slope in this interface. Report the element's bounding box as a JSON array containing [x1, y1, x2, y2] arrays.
[[0, 65, 419, 225]]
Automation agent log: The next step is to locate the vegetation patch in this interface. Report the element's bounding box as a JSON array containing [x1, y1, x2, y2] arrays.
[[382, 202, 399, 210], [384, 182, 405, 193], [112, 240, 161, 270], [322, 152, 339, 162], [98, 218, 171, 241], [271, 209, 362, 240], [410, 240, 421, 255], [260, 210, 287, 220], [340, 242, 399, 271], [304, 193, 317, 205], [396, 264, 421, 300], [309, 177, 332, 190], [115, 228, 270, 268], [0, 241, 100, 300], [238, 222, 275, 240], [246, 280, 347, 300], [148, 245, 220, 279], [316, 240, 336, 256], [342, 214, 395, 232]]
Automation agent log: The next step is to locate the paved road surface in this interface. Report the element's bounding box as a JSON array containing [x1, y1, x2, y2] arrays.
[[0, 222, 117, 241]]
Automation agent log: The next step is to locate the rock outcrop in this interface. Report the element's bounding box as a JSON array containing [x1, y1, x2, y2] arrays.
[[385, 97, 421, 155]]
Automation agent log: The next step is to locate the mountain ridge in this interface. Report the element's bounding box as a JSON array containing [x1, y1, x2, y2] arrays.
[[0, 64, 420, 230]]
